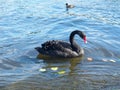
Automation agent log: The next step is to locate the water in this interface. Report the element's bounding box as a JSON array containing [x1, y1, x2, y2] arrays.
[[0, 0, 120, 90]]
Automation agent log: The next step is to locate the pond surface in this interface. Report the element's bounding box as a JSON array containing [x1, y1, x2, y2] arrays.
[[0, 0, 120, 90]]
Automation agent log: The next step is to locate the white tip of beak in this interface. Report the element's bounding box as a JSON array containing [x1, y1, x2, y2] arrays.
[[84, 40, 87, 44]]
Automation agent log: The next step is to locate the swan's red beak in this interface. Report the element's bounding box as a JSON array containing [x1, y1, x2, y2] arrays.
[[83, 36, 87, 43]]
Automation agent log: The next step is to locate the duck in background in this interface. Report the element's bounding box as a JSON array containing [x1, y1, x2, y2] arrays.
[[66, 3, 75, 11]]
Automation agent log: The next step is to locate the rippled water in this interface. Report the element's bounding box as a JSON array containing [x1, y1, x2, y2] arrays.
[[0, 0, 120, 90]]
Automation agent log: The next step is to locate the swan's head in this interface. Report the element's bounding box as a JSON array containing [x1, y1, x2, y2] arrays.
[[77, 30, 87, 44]]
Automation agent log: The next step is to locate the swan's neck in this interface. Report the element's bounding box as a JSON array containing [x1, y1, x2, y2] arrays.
[[69, 31, 81, 53]]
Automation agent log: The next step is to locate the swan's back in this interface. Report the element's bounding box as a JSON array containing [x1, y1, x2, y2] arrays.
[[42, 40, 71, 50]]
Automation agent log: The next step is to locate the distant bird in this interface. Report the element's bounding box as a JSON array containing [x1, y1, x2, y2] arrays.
[[66, 3, 75, 9], [35, 30, 87, 58]]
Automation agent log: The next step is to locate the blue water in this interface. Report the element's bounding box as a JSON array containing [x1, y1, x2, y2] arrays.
[[0, 0, 120, 90]]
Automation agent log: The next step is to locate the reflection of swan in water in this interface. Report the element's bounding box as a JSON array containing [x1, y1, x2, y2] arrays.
[[37, 54, 83, 74], [35, 30, 87, 58]]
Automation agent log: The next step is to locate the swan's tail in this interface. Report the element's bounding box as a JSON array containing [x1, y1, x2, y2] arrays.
[[35, 47, 44, 53]]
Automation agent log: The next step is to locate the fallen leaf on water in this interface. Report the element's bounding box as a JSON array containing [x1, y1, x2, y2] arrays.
[[87, 57, 93, 61], [51, 67, 58, 71], [39, 68, 46, 72], [58, 70, 66, 74], [109, 59, 116, 62]]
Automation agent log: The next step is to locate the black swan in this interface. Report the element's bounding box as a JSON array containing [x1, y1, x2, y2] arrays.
[[35, 30, 87, 58]]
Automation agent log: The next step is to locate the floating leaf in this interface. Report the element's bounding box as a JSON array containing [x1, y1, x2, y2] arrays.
[[109, 59, 116, 62], [58, 70, 66, 74], [87, 57, 93, 61], [39, 68, 46, 72], [51, 67, 58, 71]]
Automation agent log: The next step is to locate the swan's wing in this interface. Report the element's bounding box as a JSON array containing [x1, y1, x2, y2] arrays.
[[41, 40, 72, 51]]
